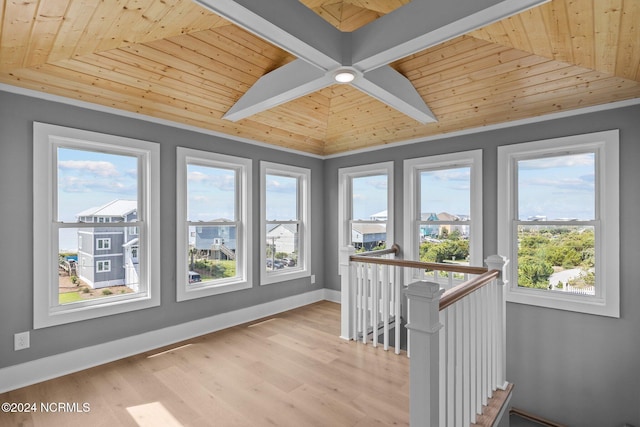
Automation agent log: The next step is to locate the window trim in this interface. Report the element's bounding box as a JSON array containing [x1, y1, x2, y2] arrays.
[[403, 150, 483, 281], [260, 161, 311, 285], [497, 130, 620, 317], [96, 238, 111, 250], [338, 162, 394, 270], [33, 122, 160, 329], [96, 260, 111, 273], [176, 147, 253, 301]]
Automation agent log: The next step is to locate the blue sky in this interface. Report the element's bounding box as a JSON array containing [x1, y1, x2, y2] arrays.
[[265, 174, 297, 220], [57, 148, 138, 251], [420, 167, 470, 217], [187, 164, 236, 221], [57, 147, 138, 222], [352, 174, 387, 220], [518, 153, 595, 220]]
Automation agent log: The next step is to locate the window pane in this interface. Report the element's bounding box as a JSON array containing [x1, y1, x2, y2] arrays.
[[57, 147, 138, 223], [517, 225, 595, 295], [59, 227, 138, 305], [420, 167, 470, 220], [351, 222, 387, 251], [266, 223, 299, 271], [187, 225, 237, 283], [187, 164, 236, 221], [517, 153, 595, 221], [352, 175, 387, 221], [418, 166, 471, 266], [265, 174, 298, 221]]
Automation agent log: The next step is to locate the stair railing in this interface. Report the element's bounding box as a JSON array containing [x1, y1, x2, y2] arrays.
[[339, 244, 509, 426], [339, 244, 402, 353]]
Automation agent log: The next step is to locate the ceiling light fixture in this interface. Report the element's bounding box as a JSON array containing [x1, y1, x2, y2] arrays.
[[333, 70, 356, 83]]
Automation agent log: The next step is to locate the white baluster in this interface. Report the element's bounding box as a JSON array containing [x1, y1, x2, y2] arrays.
[[372, 264, 379, 347], [339, 245, 356, 340], [394, 265, 401, 355], [382, 264, 390, 351]]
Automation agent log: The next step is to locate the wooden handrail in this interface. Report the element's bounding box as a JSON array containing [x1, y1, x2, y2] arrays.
[[439, 269, 500, 310], [509, 408, 567, 427], [349, 255, 489, 276], [354, 243, 400, 258]]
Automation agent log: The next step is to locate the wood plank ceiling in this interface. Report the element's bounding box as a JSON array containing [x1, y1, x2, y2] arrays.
[[0, 0, 638, 156]]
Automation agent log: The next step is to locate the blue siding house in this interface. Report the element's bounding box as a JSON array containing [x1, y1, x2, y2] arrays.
[[76, 200, 139, 291]]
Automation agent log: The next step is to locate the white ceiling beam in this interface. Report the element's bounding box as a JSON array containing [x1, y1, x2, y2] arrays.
[[351, 0, 550, 71], [194, 0, 549, 124], [353, 66, 437, 124], [223, 59, 333, 121], [194, 0, 343, 70]]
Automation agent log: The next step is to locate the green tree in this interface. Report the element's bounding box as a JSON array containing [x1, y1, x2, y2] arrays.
[[518, 256, 554, 289]]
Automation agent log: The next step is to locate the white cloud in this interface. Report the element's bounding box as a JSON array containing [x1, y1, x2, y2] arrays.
[[58, 160, 120, 177]]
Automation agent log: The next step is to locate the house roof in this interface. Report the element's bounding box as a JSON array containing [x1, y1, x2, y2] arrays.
[[352, 223, 386, 235], [76, 200, 137, 218], [1, 0, 639, 156], [420, 212, 467, 221], [267, 223, 298, 235], [370, 210, 387, 220]]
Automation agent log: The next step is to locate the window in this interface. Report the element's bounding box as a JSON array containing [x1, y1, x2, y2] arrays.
[[338, 162, 394, 258], [498, 130, 619, 317], [176, 148, 252, 301], [96, 238, 111, 250], [260, 162, 311, 285], [96, 260, 111, 272], [403, 150, 483, 281], [33, 122, 160, 329]]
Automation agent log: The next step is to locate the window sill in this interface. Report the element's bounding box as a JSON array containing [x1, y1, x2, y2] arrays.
[[506, 285, 619, 318], [261, 269, 310, 286]]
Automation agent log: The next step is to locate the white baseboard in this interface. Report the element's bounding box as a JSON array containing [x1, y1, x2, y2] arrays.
[[323, 288, 341, 303], [0, 289, 339, 394]]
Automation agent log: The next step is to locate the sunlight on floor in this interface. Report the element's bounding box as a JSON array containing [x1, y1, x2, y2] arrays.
[[126, 402, 183, 427]]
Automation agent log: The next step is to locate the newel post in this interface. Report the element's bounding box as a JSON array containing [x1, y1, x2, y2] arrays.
[[404, 281, 445, 426], [485, 254, 509, 390], [339, 245, 356, 340]]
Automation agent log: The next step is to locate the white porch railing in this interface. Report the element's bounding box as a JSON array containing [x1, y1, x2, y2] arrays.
[[339, 245, 509, 426]]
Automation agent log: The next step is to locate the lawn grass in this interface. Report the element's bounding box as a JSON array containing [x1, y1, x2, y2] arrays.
[[59, 291, 82, 304]]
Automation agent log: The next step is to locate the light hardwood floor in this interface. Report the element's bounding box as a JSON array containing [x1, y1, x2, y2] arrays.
[[0, 301, 410, 427]]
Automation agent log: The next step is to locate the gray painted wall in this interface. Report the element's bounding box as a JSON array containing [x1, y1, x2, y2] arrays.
[[2, 88, 639, 426], [0, 90, 324, 368], [323, 104, 640, 426]]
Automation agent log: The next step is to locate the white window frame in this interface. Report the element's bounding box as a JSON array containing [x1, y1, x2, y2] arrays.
[[33, 122, 160, 329], [96, 238, 111, 250], [403, 150, 483, 281], [176, 147, 252, 301], [96, 260, 111, 273], [338, 162, 394, 267], [260, 162, 311, 285], [497, 130, 619, 317]]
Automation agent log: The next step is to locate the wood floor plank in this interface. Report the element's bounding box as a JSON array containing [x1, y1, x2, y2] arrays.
[[0, 302, 411, 426]]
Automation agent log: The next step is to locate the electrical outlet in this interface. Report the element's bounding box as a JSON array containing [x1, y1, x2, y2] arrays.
[[311, 274, 316, 284], [14, 331, 30, 351]]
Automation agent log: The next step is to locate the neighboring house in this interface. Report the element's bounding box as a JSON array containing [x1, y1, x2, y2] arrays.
[[369, 210, 387, 221], [266, 223, 298, 255], [76, 200, 139, 291], [351, 223, 387, 251], [420, 212, 470, 239], [194, 220, 236, 260]]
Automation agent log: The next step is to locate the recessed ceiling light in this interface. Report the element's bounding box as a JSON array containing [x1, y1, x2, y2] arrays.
[[334, 70, 356, 83]]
